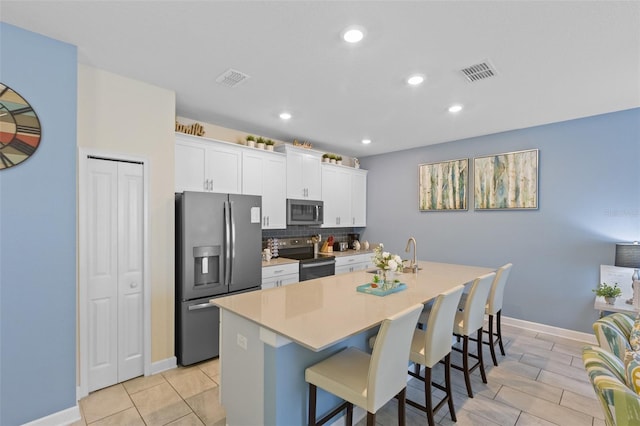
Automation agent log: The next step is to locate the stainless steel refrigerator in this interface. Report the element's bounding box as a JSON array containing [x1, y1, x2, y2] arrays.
[[175, 191, 262, 365]]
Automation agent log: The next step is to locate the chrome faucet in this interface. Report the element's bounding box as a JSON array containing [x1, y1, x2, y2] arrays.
[[405, 237, 418, 272]]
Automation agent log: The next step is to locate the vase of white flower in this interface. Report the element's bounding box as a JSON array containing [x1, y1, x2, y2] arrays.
[[372, 244, 403, 290]]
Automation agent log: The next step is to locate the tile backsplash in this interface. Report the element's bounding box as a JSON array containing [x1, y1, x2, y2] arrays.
[[262, 226, 365, 246]]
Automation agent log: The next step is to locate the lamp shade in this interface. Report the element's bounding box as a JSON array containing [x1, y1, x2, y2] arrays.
[[615, 243, 640, 269]]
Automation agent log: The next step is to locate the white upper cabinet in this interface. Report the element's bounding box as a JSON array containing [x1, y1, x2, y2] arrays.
[[321, 165, 351, 227], [175, 133, 242, 194], [350, 169, 367, 227], [276, 145, 322, 200], [321, 164, 367, 228], [175, 133, 364, 229], [242, 150, 286, 229]]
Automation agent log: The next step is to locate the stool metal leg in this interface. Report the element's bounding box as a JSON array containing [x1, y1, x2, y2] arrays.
[[477, 328, 487, 384], [398, 388, 406, 426], [444, 354, 456, 422], [497, 310, 505, 356], [309, 384, 317, 426], [487, 313, 499, 366], [462, 335, 473, 397], [366, 412, 375, 426], [424, 367, 434, 426]]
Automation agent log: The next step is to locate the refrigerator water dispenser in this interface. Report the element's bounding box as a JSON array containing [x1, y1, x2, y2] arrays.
[[193, 245, 220, 286]]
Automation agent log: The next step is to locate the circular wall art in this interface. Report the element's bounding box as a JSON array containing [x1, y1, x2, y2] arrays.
[[0, 83, 42, 170]]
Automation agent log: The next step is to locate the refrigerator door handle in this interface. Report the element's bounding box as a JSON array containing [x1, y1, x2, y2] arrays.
[[229, 200, 236, 285], [188, 302, 216, 311], [224, 200, 231, 286]]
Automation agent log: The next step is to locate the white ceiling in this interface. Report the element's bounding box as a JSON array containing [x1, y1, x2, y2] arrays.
[[2, 1, 639, 157]]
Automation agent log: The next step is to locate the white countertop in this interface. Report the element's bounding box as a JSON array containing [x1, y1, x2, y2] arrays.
[[261, 249, 374, 268], [320, 248, 375, 258], [261, 257, 299, 268], [213, 260, 494, 352]]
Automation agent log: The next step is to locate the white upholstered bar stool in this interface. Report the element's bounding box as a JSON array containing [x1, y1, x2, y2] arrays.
[[450, 272, 495, 398], [459, 263, 512, 366], [483, 263, 512, 366], [305, 304, 423, 426], [406, 285, 465, 426]]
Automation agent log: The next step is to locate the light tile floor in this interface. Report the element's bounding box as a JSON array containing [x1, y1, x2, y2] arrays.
[[73, 324, 601, 426], [72, 358, 225, 426]]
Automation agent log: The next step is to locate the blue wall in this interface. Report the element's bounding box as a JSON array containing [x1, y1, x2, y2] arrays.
[[0, 23, 77, 425], [361, 109, 640, 333]]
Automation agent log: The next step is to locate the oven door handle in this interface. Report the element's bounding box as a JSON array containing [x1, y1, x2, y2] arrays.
[[301, 260, 336, 268]]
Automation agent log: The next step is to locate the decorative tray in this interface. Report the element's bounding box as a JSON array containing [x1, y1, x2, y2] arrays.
[[356, 283, 407, 297]]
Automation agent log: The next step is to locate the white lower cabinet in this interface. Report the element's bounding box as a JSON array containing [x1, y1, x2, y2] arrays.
[[335, 253, 373, 275], [262, 263, 299, 289]]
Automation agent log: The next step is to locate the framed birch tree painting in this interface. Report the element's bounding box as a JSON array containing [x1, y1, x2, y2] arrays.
[[419, 158, 468, 211], [474, 149, 539, 210]]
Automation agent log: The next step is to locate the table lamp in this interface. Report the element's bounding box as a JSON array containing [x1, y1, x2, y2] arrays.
[[615, 241, 640, 304]]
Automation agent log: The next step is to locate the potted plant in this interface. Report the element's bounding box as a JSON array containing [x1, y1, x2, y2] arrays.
[[265, 139, 275, 151], [322, 153, 330, 163], [336, 155, 343, 165], [329, 154, 337, 164], [245, 135, 256, 148], [256, 136, 266, 149], [593, 282, 623, 304]]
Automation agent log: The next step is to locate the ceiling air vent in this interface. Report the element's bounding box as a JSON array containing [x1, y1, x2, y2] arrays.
[[460, 61, 497, 83], [215, 68, 250, 88]]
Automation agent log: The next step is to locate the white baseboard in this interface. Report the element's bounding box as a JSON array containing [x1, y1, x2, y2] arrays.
[[501, 315, 597, 345], [151, 356, 177, 375], [22, 404, 80, 426]]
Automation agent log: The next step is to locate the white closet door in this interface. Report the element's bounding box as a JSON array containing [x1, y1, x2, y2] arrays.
[[117, 162, 144, 383], [87, 158, 143, 392]]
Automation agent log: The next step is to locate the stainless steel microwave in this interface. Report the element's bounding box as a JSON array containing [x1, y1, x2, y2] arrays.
[[287, 199, 324, 226]]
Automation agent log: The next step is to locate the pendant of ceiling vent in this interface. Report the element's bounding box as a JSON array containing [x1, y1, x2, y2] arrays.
[[215, 68, 250, 88], [460, 61, 497, 83]]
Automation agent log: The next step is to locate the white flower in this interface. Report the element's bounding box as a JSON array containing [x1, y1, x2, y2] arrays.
[[387, 259, 398, 271], [372, 244, 403, 272]]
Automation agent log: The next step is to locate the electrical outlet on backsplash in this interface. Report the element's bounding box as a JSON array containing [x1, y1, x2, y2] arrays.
[[262, 226, 366, 248]]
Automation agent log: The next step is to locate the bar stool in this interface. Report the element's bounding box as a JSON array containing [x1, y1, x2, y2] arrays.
[[406, 285, 465, 426], [451, 272, 495, 398], [484, 263, 512, 366], [460, 263, 512, 366], [305, 304, 423, 426]]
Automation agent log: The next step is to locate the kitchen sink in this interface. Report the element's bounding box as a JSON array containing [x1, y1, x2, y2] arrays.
[[366, 267, 422, 274]]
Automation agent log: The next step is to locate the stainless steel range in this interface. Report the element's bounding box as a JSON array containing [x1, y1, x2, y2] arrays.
[[276, 237, 336, 281]]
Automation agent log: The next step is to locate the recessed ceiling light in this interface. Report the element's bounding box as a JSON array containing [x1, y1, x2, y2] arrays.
[[448, 104, 463, 113], [342, 26, 365, 43], [407, 74, 425, 86], [362, 139, 371, 145], [279, 112, 292, 120]]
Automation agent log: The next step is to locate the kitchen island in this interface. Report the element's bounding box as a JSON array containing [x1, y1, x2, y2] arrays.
[[211, 260, 494, 425]]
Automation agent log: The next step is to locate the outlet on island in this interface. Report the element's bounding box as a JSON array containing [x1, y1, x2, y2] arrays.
[[237, 333, 248, 350]]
